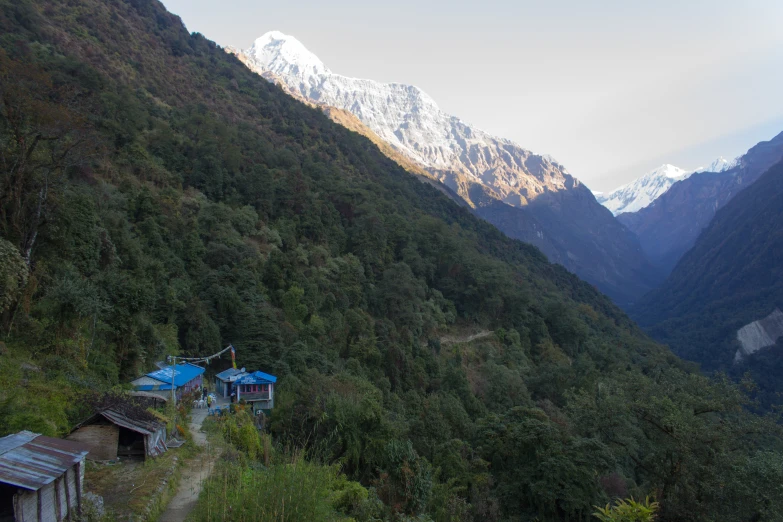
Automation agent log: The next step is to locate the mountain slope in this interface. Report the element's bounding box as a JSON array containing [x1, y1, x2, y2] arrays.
[[1, 1, 782, 519], [632, 159, 783, 408], [233, 31, 660, 305], [617, 133, 783, 273], [633, 159, 783, 364]]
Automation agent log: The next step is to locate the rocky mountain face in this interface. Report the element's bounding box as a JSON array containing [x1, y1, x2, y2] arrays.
[[231, 31, 661, 306], [617, 132, 783, 274], [632, 158, 783, 372]]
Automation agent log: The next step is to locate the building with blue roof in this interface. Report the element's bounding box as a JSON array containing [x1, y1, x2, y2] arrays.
[[235, 370, 278, 412], [130, 363, 205, 402], [213, 367, 247, 398]]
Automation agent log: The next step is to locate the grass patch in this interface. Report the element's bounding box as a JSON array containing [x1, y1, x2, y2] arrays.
[[190, 412, 382, 522], [82, 436, 201, 520]]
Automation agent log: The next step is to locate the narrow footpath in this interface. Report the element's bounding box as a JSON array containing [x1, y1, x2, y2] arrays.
[[157, 401, 222, 522], [440, 330, 493, 345]]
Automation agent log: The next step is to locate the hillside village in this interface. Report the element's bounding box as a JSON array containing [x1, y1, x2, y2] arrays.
[[0, 344, 278, 521]]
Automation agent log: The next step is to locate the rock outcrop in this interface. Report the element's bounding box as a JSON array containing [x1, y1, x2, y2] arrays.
[[735, 309, 783, 363]]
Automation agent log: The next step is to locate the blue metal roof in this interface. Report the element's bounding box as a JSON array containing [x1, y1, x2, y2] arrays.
[[145, 363, 204, 387], [236, 370, 277, 385], [215, 368, 246, 381]]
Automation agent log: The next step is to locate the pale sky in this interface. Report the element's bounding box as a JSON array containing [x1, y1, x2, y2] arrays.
[[161, 0, 783, 191]]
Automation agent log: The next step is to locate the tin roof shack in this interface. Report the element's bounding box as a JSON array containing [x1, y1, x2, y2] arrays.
[[236, 371, 277, 413], [67, 409, 167, 461], [214, 367, 247, 398], [0, 431, 89, 522], [130, 363, 205, 403]]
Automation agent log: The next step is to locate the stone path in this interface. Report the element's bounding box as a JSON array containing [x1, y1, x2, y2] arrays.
[[157, 403, 220, 522]]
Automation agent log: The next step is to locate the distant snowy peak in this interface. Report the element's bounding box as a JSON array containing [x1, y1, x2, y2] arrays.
[[247, 31, 329, 78], [598, 156, 739, 216], [598, 164, 691, 215], [235, 30, 581, 207], [695, 156, 738, 173]]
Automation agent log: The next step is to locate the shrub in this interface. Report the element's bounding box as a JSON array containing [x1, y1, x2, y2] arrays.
[[594, 496, 659, 522]]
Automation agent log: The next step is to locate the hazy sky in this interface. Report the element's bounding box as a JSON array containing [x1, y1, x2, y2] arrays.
[[161, 0, 783, 191]]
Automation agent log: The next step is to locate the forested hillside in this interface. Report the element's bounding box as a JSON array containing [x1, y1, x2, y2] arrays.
[[1, 0, 783, 520], [633, 160, 783, 408]]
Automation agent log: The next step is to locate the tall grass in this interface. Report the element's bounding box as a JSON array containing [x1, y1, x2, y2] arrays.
[[191, 412, 379, 521], [190, 453, 348, 522]]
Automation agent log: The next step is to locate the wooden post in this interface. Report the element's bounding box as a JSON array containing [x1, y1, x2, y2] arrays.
[[63, 468, 72, 521], [14, 492, 24, 522], [54, 477, 62, 521], [74, 462, 82, 518], [37, 488, 42, 522]]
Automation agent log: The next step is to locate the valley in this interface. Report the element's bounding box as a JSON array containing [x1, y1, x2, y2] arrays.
[[0, 0, 782, 521]]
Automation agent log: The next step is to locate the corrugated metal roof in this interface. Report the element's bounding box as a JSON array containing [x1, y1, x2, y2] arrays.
[[72, 409, 165, 437], [130, 391, 170, 402], [134, 383, 175, 391], [0, 431, 88, 490], [143, 363, 204, 388], [236, 370, 277, 385], [100, 410, 161, 435], [215, 368, 247, 381]]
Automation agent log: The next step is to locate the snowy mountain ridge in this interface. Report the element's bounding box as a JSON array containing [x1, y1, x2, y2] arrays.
[[598, 157, 738, 215], [235, 30, 578, 207]]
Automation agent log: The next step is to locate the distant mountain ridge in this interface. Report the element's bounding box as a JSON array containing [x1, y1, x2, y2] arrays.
[[632, 158, 783, 405], [597, 164, 691, 215], [617, 132, 783, 273], [597, 157, 736, 216], [230, 30, 661, 305]]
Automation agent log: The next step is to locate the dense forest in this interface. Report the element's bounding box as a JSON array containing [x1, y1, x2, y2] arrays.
[[2, 0, 783, 520]]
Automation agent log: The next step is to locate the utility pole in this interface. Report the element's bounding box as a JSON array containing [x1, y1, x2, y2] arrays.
[[170, 355, 176, 405]]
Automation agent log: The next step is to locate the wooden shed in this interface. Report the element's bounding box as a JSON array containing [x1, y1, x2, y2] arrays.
[[67, 409, 167, 461], [0, 431, 89, 522]]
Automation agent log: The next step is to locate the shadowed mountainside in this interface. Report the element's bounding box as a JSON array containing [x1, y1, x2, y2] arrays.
[[618, 131, 783, 274]]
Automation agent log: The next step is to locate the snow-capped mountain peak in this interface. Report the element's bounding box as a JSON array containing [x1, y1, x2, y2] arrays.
[[235, 30, 579, 205], [597, 156, 739, 215], [248, 31, 329, 79], [658, 164, 690, 179], [597, 164, 691, 215], [695, 156, 738, 173]]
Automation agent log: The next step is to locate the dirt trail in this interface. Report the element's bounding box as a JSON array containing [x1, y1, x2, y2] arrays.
[[157, 406, 218, 522], [440, 330, 493, 345]]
